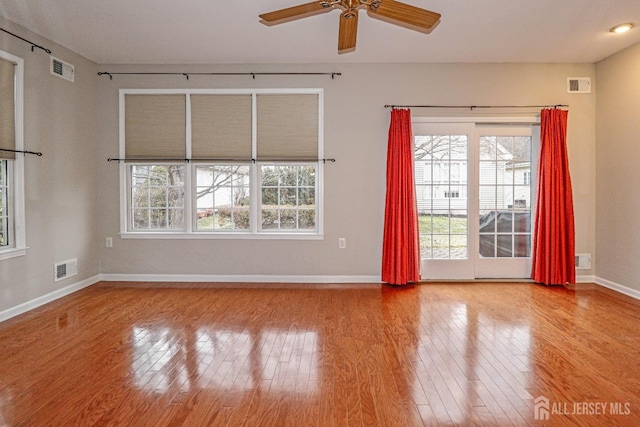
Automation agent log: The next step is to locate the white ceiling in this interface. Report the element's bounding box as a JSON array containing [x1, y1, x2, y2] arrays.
[[1, 0, 640, 65]]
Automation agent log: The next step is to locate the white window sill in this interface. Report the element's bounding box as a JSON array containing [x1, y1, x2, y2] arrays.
[[0, 247, 27, 261], [120, 232, 324, 240]]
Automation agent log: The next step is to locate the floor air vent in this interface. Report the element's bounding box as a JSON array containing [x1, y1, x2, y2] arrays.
[[54, 258, 78, 282], [50, 56, 75, 82], [575, 253, 591, 270]]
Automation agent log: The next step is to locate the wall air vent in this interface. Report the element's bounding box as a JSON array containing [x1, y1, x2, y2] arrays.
[[50, 56, 75, 82], [575, 253, 591, 270], [54, 258, 78, 282], [567, 77, 591, 93]]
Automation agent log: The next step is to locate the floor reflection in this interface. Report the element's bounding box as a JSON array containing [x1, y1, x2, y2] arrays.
[[3, 282, 638, 425], [131, 326, 318, 395], [382, 284, 534, 425]]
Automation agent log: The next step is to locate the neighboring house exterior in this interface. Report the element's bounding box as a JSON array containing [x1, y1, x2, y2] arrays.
[[415, 138, 531, 214]]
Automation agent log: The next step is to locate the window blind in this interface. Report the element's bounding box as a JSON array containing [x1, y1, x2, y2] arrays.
[[256, 94, 319, 160], [124, 94, 186, 159], [191, 94, 252, 161], [0, 58, 15, 160]]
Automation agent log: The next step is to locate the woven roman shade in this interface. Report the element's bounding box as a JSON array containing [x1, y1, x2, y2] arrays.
[[256, 94, 318, 160], [0, 58, 16, 160], [191, 94, 252, 161], [124, 94, 186, 159]]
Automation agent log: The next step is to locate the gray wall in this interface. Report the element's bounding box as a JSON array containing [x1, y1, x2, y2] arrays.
[[596, 42, 640, 293], [98, 62, 596, 280], [0, 17, 101, 313], [0, 16, 604, 316]]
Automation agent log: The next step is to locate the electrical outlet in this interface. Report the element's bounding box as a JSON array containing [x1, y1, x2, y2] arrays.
[[338, 238, 346, 249], [106, 237, 113, 248]]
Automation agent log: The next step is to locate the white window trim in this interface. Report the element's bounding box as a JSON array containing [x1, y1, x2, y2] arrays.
[[118, 88, 324, 240], [0, 50, 26, 261]]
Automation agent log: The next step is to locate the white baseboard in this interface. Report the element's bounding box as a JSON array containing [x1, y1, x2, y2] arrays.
[[100, 273, 382, 284], [4, 274, 634, 325], [0, 275, 101, 323], [595, 276, 640, 301]]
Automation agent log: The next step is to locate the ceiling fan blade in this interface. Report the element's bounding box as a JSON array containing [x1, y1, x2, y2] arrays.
[[259, 1, 331, 24], [338, 10, 358, 53], [369, 0, 441, 31]]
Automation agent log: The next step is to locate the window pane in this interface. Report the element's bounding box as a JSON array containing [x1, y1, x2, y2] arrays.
[[195, 165, 250, 231], [261, 210, 279, 230], [299, 210, 315, 230], [432, 235, 449, 259], [478, 134, 532, 260], [450, 235, 467, 259], [513, 137, 532, 162], [279, 188, 296, 206], [418, 212, 433, 234], [280, 209, 297, 229], [496, 211, 513, 233], [479, 210, 495, 233], [129, 164, 185, 231], [131, 186, 149, 208], [0, 160, 7, 247], [514, 211, 531, 232], [515, 234, 531, 257], [420, 234, 432, 258], [497, 235, 513, 257], [298, 188, 315, 206], [262, 188, 277, 205], [479, 235, 495, 257], [133, 209, 149, 229], [260, 165, 316, 232]]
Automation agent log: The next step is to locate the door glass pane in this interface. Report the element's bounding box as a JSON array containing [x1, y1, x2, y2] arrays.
[[415, 135, 468, 259], [478, 135, 532, 259]]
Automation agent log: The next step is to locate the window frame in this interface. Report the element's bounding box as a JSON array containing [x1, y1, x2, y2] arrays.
[[0, 50, 25, 261], [118, 89, 324, 240]]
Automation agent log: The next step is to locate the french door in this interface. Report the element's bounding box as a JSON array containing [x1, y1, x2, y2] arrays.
[[413, 120, 538, 280]]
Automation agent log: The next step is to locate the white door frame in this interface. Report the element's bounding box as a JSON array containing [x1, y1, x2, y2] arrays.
[[413, 116, 539, 280]]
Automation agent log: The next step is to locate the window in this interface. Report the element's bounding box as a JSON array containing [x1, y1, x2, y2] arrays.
[[260, 164, 316, 230], [0, 160, 9, 247], [119, 89, 323, 238], [0, 51, 25, 260], [130, 164, 185, 230], [195, 165, 250, 231]]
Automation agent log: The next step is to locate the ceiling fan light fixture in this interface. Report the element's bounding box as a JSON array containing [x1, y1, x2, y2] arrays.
[[610, 22, 635, 33]]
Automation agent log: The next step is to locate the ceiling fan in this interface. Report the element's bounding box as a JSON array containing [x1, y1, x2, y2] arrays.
[[259, 0, 441, 53]]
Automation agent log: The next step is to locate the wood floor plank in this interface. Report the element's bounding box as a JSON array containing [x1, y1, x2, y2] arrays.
[[1, 281, 640, 425]]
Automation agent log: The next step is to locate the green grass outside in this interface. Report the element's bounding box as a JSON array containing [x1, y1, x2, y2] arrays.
[[418, 214, 468, 234]]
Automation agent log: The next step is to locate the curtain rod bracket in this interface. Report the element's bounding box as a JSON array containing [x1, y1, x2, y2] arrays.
[[0, 27, 52, 55], [1, 148, 43, 157]]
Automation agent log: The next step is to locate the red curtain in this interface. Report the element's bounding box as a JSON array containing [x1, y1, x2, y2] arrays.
[[531, 108, 576, 285], [382, 109, 420, 286]]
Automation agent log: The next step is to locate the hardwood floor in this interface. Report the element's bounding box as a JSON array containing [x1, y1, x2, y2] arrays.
[[1, 281, 639, 426]]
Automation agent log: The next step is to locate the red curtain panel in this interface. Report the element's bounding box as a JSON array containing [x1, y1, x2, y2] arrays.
[[531, 109, 576, 285], [382, 109, 420, 285]]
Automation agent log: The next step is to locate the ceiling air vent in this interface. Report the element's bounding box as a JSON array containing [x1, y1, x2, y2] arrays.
[[567, 77, 591, 93], [54, 258, 78, 282], [50, 56, 75, 82]]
